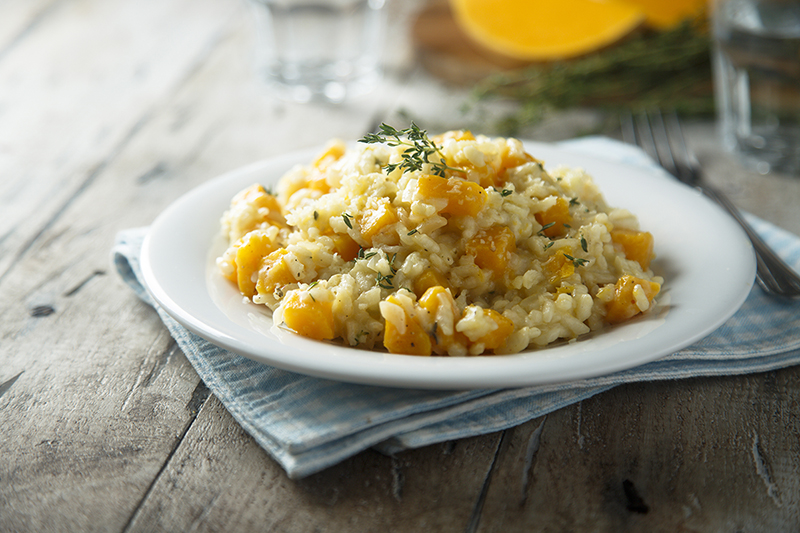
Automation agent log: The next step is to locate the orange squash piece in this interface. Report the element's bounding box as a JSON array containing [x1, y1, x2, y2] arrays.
[[413, 269, 450, 297], [330, 233, 361, 262], [472, 309, 514, 351], [624, 0, 706, 29], [232, 184, 285, 227], [449, 0, 645, 61], [535, 198, 572, 238], [312, 141, 346, 171], [256, 248, 297, 295], [382, 295, 432, 356], [418, 286, 468, 355], [418, 174, 488, 217], [543, 247, 576, 285], [611, 229, 655, 270], [282, 291, 336, 341], [605, 275, 661, 324], [360, 199, 399, 243], [466, 226, 516, 278], [235, 231, 277, 297], [498, 144, 537, 175], [431, 130, 476, 144]]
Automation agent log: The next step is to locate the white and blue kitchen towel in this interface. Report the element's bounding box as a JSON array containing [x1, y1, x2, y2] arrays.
[[113, 137, 800, 479]]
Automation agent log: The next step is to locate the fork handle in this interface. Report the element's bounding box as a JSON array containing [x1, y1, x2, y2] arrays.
[[697, 183, 800, 297]]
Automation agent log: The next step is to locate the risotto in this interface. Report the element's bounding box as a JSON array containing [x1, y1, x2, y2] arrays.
[[216, 125, 662, 356]]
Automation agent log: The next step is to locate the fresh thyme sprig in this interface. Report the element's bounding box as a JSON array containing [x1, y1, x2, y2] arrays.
[[342, 212, 353, 229], [376, 272, 395, 290], [564, 253, 589, 268], [468, 19, 713, 135], [359, 123, 464, 177]]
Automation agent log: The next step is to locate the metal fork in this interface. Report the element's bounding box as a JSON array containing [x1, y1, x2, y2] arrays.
[[621, 110, 800, 298]]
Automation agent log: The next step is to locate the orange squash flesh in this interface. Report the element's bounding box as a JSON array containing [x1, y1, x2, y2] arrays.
[[611, 229, 655, 270], [466, 226, 516, 278], [535, 198, 572, 238], [418, 174, 488, 217], [605, 275, 661, 324], [282, 291, 336, 340]]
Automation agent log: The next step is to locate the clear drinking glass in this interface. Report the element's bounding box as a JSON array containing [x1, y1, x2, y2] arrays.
[[250, 0, 387, 104], [712, 0, 800, 175]]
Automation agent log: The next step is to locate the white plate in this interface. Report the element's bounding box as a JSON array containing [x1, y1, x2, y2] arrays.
[[140, 142, 755, 389]]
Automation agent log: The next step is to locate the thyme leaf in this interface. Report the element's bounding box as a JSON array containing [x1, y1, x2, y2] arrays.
[[342, 212, 353, 229], [563, 253, 589, 268], [359, 122, 465, 177]]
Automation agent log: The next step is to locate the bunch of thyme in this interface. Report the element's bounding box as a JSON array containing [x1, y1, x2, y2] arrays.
[[467, 19, 714, 135]]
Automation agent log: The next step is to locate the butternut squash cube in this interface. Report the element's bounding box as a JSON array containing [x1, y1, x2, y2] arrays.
[[282, 291, 336, 341], [611, 229, 655, 270], [235, 231, 277, 296], [331, 233, 361, 262], [418, 174, 487, 217], [431, 130, 475, 144], [307, 174, 330, 194], [381, 295, 432, 356], [232, 184, 285, 226], [605, 275, 661, 324], [418, 286, 468, 355], [499, 144, 537, 173], [543, 247, 576, 285], [256, 248, 297, 295], [312, 141, 346, 171], [535, 197, 572, 238], [360, 199, 398, 242], [473, 309, 514, 351], [466, 226, 516, 278], [413, 269, 450, 297]]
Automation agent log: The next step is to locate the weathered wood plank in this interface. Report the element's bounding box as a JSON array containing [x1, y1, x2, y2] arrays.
[[0, 0, 239, 281], [476, 370, 800, 532], [0, 0, 244, 530], [124, 396, 500, 533], [0, 2, 404, 531], [3, 0, 800, 530]]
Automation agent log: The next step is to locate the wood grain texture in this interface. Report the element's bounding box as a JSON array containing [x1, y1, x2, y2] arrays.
[[124, 397, 500, 532], [478, 372, 800, 532], [0, 0, 237, 281], [2, 0, 800, 531]]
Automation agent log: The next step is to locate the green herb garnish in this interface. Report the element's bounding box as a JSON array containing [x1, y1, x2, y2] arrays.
[[376, 272, 395, 290], [342, 213, 353, 229], [564, 253, 589, 268], [354, 247, 377, 262], [538, 222, 555, 235], [359, 123, 464, 177]]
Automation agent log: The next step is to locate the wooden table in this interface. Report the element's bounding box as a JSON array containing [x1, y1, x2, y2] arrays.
[[3, 0, 800, 531]]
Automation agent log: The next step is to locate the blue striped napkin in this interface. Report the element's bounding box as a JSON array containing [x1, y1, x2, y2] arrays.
[[113, 137, 800, 478]]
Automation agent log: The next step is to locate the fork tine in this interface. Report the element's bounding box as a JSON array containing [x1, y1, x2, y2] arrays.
[[620, 111, 636, 145], [633, 112, 659, 164], [621, 109, 800, 297], [663, 111, 698, 184], [649, 110, 680, 178]]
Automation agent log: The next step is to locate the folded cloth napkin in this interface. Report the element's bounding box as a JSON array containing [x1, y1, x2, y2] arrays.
[[113, 137, 800, 479]]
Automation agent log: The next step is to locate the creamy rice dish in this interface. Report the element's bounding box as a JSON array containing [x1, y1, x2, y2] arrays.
[[217, 126, 662, 356]]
